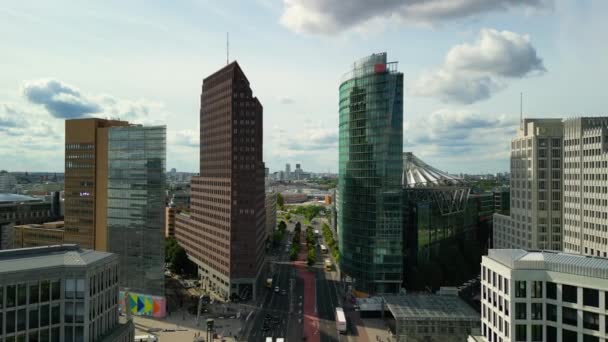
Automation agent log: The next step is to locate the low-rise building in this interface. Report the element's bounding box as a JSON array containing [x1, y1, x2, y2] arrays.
[[481, 248, 608, 342], [0, 244, 134, 342], [165, 207, 183, 238], [383, 294, 480, 342], [13, 221, 65, 248], [0, 194, 55, 249]]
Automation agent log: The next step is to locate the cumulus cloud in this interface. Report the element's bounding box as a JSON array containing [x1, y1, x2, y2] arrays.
[[21, 78, 168, 124], [280, 0, 549, 35], [411, 28, 546, 104], [404, 109, 517, 162], [22, 79, 101, 119], [285, 128, 337, 151]]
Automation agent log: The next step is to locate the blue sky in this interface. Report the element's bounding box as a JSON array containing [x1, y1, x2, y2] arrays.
[[0, 0, 607, 174]]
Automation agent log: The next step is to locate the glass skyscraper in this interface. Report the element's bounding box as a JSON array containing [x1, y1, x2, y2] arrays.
[[107, 125, 166, 297], [338, 52, 404, 294]]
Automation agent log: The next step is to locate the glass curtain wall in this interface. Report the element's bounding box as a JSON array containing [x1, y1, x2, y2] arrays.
[[107, 126, 166, 297], [338, 53, 404, 294]]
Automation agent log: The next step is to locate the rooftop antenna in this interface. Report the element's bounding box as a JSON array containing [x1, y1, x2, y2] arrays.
[[226, 32, 229, 65]]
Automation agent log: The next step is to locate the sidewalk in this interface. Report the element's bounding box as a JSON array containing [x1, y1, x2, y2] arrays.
[[132, 308, 242, 342]]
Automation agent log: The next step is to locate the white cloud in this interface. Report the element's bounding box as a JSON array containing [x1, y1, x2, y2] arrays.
[[280, 0, 549, 35], [404, 109, 517, 172], [411, 28, 546, 104]]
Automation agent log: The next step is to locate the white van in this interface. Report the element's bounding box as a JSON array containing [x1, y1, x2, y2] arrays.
[[134, 335, 158, 342]]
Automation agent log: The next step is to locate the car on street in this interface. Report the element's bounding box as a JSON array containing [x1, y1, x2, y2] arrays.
[[274, 286, 280, 293], [281, 289, 287, 295]]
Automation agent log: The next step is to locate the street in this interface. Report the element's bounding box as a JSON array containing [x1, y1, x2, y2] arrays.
[[245, 215, 345, 342]]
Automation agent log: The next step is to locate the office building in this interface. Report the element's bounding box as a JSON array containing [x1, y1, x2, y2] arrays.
[[402, 153, 494, 290], [0, 170, 16, 193], [106, 125, 166, 298], [384, 294, 480, 342], [338, 52, 404, 294], [175, 61, 266, 301], [13, 221, 65, 248], [0, 194, 54, 249], [165, 207, 183, 238], [493, 119, 563, 250], [563, 117, 608, 257], [0, 244, 134, 342], [265, 192, 277, 241], [64, 118, 128, 250], [285, 163, 291, 181], [481, 248, 608, 342]]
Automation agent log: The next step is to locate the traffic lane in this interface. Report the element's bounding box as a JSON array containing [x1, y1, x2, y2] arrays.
[[316, 268, 339, 342]]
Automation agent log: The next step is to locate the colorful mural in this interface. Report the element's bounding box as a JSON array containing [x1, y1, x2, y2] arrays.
[[119, 291, 166, 318]]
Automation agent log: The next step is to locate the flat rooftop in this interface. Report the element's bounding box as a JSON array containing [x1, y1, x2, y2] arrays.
[[487, 249, 608, 279], [0, 193, 42, 203], [0, 244, 115, 273], [383, 294, 479, 321]]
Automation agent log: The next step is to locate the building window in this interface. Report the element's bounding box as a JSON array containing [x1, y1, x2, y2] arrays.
[[562, 307, 578, 326], [531, 303, 543, 320], [584, 334, 600, 342], [531, 325, 542, 342], [546, 282, 557, 299], [583, 288, 599, 307], [29, 282, 39, 304], [583, 311, 599, 330], [515, 324, 527, 341], [7, 284, 16, 307], [547, 326, 557, 342], [562, 285, 578, 303], [531, 281, 542, 298], [65, 279, 75, 299], [562, 329, 577, 342], [546, 303, 557, 322], [17, 284, 26, 306], [516, 303, 527, 319], [515, 281, 526, 298]]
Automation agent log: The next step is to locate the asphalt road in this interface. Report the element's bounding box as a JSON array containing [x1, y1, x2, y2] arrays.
[[246, 217, 345, 342], [248, 226, 303, 342]]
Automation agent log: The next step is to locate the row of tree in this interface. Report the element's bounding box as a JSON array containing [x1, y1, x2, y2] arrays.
[[306, 226, 316, 266], [322, 223, 340, 263], [290, 205, 325, 223], [273, 220, 287, 245], [289, 222, 302, 261]]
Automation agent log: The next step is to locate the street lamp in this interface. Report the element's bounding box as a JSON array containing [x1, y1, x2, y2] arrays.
[[206, 318, 214, 342]]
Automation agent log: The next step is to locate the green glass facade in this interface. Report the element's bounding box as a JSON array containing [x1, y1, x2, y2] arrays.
[[338, 53, 404, 294], [107, 125, 166, 297]]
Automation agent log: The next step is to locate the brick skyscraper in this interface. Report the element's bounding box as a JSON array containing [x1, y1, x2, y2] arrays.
[[176, 62, 266, 300]]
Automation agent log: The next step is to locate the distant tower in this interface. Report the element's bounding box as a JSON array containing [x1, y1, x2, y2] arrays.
[[285, 163, 291, 181]]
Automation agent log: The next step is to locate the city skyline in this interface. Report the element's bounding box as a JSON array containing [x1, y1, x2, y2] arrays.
[[1, 1, 607, 174]]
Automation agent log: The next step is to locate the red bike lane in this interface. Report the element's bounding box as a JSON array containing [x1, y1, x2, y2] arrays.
[[293, 241, 320, 342]]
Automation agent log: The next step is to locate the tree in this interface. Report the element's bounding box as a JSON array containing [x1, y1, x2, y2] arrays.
[[273, 231, 284, 245], [307, 248, 316, 266], [285, 213, 292, 221], [276, 193, 284, 210], [278, 220, 287, 232]]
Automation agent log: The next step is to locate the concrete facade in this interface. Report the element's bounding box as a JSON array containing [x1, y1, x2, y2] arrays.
[[563, 117, 608, 257], [0, 244, 134, 342], [493, 119, 563, 250], [481, 249, 608, 342]]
